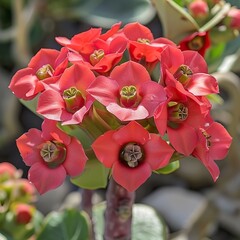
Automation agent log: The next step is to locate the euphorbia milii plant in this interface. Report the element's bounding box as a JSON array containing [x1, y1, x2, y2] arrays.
[[9, 21, 232, 240]]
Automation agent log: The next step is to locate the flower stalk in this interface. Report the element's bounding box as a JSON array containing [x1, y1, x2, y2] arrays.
[[104, 178, 135, 240]]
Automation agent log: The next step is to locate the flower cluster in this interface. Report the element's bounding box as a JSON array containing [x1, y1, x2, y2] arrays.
[[177, 0, 240, 57], [0, 162, 38, 239], [9, 22, 232, 193]]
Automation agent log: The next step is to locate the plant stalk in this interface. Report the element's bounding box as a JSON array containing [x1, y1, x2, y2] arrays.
[[104, 178, 135, 240]]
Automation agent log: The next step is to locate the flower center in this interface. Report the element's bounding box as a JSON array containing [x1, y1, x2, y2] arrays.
[[168, 102, 188, 123], [40, 141, 66, 168], [120, 143, 144, 168], [187, 36, 204, 51], [90, 49, 105, 66], [173, 65, 193, 85], [200, 128, 211, 148], [119, 85, 138, 108], [63, 87, 85, 113], [137, 38, 151, 44], [36, 64, 54, 80]]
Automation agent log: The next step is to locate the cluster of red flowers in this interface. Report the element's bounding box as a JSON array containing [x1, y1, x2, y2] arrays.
[[9, 22, 232, 194]]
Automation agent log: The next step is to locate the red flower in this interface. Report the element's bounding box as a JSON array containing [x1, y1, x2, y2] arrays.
[[123, 22, 176, 70], [37, 64, 95, 125], [188, 0, 209, 19], [13, 203, 35, 224], [9, 48, 69, 100], [161, 48, 218, 96], [193, 121, 232, 181], [87, 61, 167, 121], [56, 22, 127, 73], [154, 86, 207, 156], [178, 31, 210, 57], [92, 121, 174, 192], [16, 119, 87, 194], [0, 162, 17, 181]]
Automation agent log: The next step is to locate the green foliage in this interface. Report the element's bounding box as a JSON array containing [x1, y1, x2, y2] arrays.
[[93, 202, 168, 240], [71, 157, 110, 189], [36, 209, 90, 240], [154, 161, 180, 174]]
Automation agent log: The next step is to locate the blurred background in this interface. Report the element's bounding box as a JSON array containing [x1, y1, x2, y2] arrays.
[[1, 0, 240, 239]]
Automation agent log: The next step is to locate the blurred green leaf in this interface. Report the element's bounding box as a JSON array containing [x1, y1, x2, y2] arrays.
[[154, 161, 180, 174], [153, 0, 198, 42], [36, 209, 90, 240], [71, 157, 110, 190], [93, 202, 168, 240], [49, 0, 155, 28], [199, 3, 231, 32], [0, 232, 13, 240]]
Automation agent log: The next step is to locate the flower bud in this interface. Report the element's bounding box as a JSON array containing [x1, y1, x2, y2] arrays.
[[13, 203, 34, 224], [226, 8, 240, 30], [188, 0, 209, 19], [0, 162, 17, 182]]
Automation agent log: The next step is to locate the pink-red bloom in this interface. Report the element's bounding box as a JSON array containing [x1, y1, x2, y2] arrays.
[[226, 8, 240, 29], [193, 121, 232, 181], [179, 31, 210, 57], [154, 86, 207, 156], [9, 48, 69, 100], [37, 64, 95, 125], [188, 0, 209, 18], [161, 47, 218, 97], [13, 203, 35, 224], [92, 121, 174, 192], [122, 22, 175, 70], [88, 61, 167, 121], [56, 22, 127, 73], [16, 119, 87, 194]]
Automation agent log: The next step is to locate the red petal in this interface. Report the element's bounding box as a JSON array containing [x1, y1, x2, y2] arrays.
[[92, 131, 119, 168], [28, 162, 66, 194], [144, 134, 174, 170], [16, 129, 43, 166], [37, 89, 66, 121], [154, 102, 168, 136], [112, 121, 149, 146], [107, 103, 149, 121], [87, 76, 119, 106], [63, 138, 88, 177], [123, 22, 154, 41], [112, 161, 152, 192], [168, 124, 198, 156], [110, 61, 151, 88], [186, 73, 219, 95]]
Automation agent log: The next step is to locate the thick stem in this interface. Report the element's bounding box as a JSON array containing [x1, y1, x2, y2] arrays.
[[81, 189, 95, 240], [104, 178, 135, 240]]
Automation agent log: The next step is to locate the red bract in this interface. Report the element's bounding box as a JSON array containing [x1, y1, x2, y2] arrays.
[[123, 22, 175, 70], [37, 64, 95, 125], [92, 121, 174, 192], [9, 48, 69, 100], [16, 119, 87, 194], [193, 122, 232, 181], [87, 61, 167, 121], [162, 48, 218, 96], [56, 22, 127, 73], [154, 86, 207, 156], [179, 31, 210, 57], [68, 35, 127, 73]]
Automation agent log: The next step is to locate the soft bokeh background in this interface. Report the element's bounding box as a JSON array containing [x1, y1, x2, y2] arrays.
[[1, 0, 240, 239]]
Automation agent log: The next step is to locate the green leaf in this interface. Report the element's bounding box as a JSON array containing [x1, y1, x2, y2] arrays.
[[153, 0, 199, 42], [154, 161, 180, 174], [206, 94, 224, 105], [199, 3, 231, 32], [71, 157, 110, 189], [20, 97, 42, 119], [93, 203, 168, 240], [0, 232, 13, 240], [36, 209, 90, 240], [50, 0, 155, 28]]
